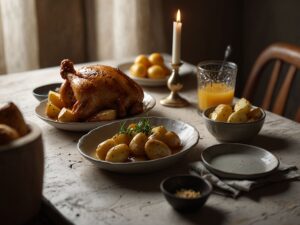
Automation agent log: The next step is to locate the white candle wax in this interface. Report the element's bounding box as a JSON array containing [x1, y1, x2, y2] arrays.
[[172, 10, 182, 64]]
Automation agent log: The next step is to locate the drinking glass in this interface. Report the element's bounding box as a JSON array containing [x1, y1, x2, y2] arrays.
[[197, 60, 237, 112]]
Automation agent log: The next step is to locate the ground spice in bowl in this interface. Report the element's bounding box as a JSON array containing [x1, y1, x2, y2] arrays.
[[175, 189, 201, 199]]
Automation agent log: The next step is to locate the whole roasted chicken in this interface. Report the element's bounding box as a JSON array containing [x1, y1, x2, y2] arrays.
[[59, 59, 144, 121]]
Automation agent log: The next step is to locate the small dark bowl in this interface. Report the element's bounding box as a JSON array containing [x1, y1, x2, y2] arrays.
[[202, 106, 266, 142], [32, 83, 62, 101], [160, 175, 212, 211]]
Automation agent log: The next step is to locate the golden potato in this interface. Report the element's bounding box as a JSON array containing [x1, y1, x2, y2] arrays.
[[0, 124, 19, 145], [48, 91, 64, 109], [87, 109, 117, 122], [105, 144, 130, 162], [130, 63, 147, 78], [96, 139, 116, 160], [248, 107, 263, 120], [134, 55, 151, 68], [58, 107, 76, 122], [227, 109, 248, 123], [112, 133, 131, 145], [152, 126, 167, 135], [147, 65, 165, 79], [148, 131, 165, 142], [149, 53, 164, 65], [210, 104, 233, 122], [45, 102, 61, 119], [145, 139, 171, 160], [129, 132, 148, 156], [163, 131, 181, 149], [234, 98, 251, 113]]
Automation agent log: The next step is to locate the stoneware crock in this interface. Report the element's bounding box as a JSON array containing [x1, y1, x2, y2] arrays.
[[0, 122, 44, 225]]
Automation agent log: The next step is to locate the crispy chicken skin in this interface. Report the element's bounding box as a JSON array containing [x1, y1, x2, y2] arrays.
[[59, 59, 144, 121]]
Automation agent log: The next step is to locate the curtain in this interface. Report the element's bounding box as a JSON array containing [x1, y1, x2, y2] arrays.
[[0, 0, 166, 74], [0, 0, 39, 74]]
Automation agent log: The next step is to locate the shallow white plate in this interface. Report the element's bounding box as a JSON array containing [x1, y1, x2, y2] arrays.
[[201, 143, 279, 179], [35, 92, 156, 131], [77, 117, 199, 173], [118, 59, 195, 87]]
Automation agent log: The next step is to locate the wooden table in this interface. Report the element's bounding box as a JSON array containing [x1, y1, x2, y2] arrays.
[[1, 58, 300, 225]]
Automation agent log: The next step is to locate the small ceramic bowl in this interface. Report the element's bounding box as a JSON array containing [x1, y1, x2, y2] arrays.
[[32, 83, 62, 101], [160, 175, 212, 211], [202, 106, 266, 142]]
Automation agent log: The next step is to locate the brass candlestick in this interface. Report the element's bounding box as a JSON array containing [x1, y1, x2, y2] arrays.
[[160, 63, 189, 107]]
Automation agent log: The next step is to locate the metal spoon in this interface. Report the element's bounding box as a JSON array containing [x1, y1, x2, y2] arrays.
[[218, 45, 232, 79]]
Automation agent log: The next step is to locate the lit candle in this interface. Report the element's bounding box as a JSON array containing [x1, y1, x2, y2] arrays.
[[172, 10, 182, 64]]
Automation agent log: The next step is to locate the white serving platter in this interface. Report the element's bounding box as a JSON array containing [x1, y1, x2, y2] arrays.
[[35, 92, 156, 132]]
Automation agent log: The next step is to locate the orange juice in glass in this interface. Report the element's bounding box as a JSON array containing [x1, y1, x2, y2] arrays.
[[197, 61, 237, 111]]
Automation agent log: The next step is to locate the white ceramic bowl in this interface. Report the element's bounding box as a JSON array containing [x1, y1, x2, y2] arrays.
[[35, 92, 156, 131], [77, 117, 199, 173]]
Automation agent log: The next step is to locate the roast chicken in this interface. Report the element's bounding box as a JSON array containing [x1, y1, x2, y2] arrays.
[[59, 59, 144, 121]]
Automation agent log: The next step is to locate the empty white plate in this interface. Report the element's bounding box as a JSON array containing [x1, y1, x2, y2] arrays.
[[201, 143, 279, 179]]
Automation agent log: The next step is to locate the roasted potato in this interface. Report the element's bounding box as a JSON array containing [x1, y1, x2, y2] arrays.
[[152, 126, 167, 135], [145, 139, 171, 160], [105, 144, 130, 162], [96, 139, 116, 160], [148, 131, 165, 142], [147, 65, 165, 79], [234, 98, 251, 113], [0, 124, 19, 145], [210, 104, 233, 122], [48, 91, 64, 109], [112, 133, 131, 145], [46, 102, 61, 119], [129, 132, 148, 156], [163, 131, 181, 149], [148, 53, 164, 66], [58, 107, 76, 122], [0, 102, 28, 136], [248, 107, 263, 120], [134, 55, 151, 68], [227, 109, 248, 123], [130, 63, 147, 78], [87, 109, 117, 122]]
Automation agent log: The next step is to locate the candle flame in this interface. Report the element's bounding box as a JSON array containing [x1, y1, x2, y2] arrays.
[[176, 10, 181, 22]]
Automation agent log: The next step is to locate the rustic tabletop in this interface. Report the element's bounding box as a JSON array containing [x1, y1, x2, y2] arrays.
[[0, 57, 300, 225]]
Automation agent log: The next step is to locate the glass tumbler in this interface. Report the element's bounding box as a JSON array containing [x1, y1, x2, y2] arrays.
[[197, 60, 237, 112]]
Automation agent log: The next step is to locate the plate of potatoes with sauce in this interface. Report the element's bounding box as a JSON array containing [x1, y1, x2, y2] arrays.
[[77, 117, 199, 173], [202, 98, 266, 142]]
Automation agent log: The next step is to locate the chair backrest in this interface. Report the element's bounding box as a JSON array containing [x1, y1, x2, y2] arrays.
[[243, 42, 300, 122]]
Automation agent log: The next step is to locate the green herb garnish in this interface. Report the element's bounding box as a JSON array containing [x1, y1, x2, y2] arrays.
[[119, 118, 152, 136]]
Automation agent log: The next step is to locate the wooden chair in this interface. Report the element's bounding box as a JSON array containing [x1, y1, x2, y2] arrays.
[[243, 42, 300, 122]]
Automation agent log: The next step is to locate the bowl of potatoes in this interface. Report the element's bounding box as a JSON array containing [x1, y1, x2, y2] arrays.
[[202, 98, 265, 142], [77, 117, 199, 173]]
